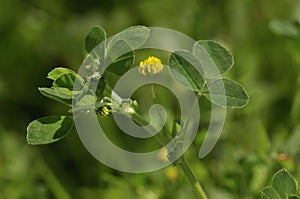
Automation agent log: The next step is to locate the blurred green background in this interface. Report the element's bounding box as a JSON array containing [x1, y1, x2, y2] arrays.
[[1, 0, 300, 198]]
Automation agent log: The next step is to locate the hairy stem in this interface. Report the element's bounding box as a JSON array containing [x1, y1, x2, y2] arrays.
[[131, 112, 168, 145], [178, 156, 208, 199], [109, 85, 208, 199], [150, 83, 172, 140]]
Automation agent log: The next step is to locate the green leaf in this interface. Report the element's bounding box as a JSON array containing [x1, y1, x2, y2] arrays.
[[76, 95, 97, 106], [108, 26, 150, 49], [168, 50, 204, 91], [96, 76, 107, 100], [261, 187, 282, 199], [84, 26, 106, 54], [270, 19, 299, 38], [272, 169, 298, 198], [47, 67, 76, 80], [27, 116, 73, 145], [105, 40, 135, 76], [81, 54, 102, 76], [38, 87, 74, 106], [53, 72, 84, 90], [203, 78, 249, 108], [70, 95, 97, 113], [193, 40, 233, 78]]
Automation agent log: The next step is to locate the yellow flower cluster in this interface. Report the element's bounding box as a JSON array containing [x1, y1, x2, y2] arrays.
[[98, 106, 110, 117], [139, 56, 163, 76]]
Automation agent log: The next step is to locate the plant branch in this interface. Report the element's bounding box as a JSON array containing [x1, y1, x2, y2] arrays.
[[178, 155, 208, 199], [109, 82, 208, 199], [150, 83, 172, 140]]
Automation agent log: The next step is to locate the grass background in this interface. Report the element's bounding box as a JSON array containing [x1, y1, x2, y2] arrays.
[[0, 0, 300, 198]]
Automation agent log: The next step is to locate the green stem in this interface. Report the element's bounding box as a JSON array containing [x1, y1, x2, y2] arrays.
[[178, 156, 208, 199], [151, 83, 207, 199], [150, 83, 173, 140], [109, 82, 208, 199], [131, 112, 169, 146]]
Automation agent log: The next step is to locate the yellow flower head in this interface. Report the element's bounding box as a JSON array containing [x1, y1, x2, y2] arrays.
[[139, 56, 163, 76], [165, 167, 179, 182], [98, 106, 110, 117]]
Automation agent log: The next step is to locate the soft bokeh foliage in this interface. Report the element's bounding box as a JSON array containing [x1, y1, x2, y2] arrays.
[[1, 0, 300, 198]]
